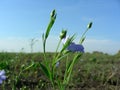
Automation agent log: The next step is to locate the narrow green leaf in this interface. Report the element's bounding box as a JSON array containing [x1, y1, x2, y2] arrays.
[[64, 54, 81, 84], [39, 63, 50, 79], [53, 52, 69, 66], [66, 60, 72, 72], [67, 53, 81, 73], [23, 61, 35, 71]]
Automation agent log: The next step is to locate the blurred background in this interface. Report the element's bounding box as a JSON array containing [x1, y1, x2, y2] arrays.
[[0, 0, 120, 54]]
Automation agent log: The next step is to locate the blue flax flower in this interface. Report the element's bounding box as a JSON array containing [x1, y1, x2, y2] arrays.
[[56, 61, 60, 67], [0, 70, 6, 84], [67, 43, 84, 52], [62, 36, 84, 52]]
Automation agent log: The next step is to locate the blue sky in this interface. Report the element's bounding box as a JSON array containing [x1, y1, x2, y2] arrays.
[[0, 0, 120, 54]]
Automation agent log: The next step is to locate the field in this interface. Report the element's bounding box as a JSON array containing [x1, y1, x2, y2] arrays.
[[0, 51, 120, 90]]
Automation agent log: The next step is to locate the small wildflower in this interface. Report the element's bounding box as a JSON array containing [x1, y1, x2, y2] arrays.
[[0, 70, 6, 84], [67, 43, 84, 52], [61, 36, 84, 52], [56, 61, 60, 67]]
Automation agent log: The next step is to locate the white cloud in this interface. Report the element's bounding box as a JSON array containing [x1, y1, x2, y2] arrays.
[[83, 39, 120, 54], [0, 36, 59, 53], [0, 38, 30, 52], [0, 37, 120, 54]]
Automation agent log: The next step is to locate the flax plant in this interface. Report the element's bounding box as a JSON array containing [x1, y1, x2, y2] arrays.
[[39, 9, 92, 90]]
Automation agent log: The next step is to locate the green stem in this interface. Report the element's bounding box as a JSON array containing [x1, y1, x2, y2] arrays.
[[55, 39, 61, 53], [43, 38, 48, 66], [43, 39, 46, 56], [79, 28, 89, 44], [52, 39, 61, 67], [63, 54, 69, 86], [2, 83, 5, 90]]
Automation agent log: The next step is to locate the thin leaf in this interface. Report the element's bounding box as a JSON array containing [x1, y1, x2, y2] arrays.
[[39, 63, 50, 79], [53, 52, 69, 66], [63, 53, 82, 85], [45, 10, 56, 39], [67, 53, 81, 73]]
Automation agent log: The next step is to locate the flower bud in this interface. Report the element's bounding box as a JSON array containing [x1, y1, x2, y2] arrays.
[[60, 30, 67, 39], [50, 9, 56, 18], [87, 22, 92, 29]]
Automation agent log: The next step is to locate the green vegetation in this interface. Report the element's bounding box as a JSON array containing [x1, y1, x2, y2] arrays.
[[0, 51, 120, 90], [0, 10, 119, 90], [40, 9, 92, 90]]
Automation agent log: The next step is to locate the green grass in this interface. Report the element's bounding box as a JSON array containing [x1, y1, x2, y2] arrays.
[[0, 51, 120, 90]]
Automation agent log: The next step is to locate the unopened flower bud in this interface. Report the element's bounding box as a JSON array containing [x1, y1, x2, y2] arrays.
[[50, 9, 56, 18], [60, 30, 67, 39], [87, 22, 92, 29]]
